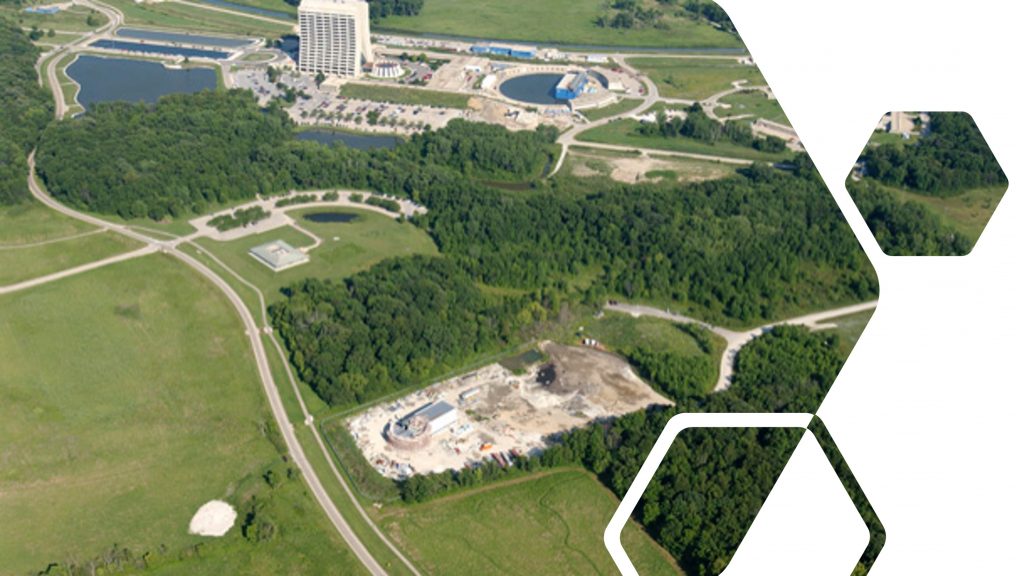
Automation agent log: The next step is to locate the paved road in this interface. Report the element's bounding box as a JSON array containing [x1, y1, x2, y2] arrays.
[[607, 300, 879, 391], [25, 153, 393, 576]]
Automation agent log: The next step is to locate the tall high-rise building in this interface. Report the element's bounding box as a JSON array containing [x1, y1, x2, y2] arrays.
[[298, 0, 372, 77]]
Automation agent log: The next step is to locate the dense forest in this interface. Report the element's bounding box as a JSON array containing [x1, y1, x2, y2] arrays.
[[0, 20, 53, 204], [401, 326, 862, 576], [38, 90, 876, 327], [850, 181, 972, 256], [270, 256, 535, 405], [638, 105, 787, 153], [862, 112, 1006, 197]]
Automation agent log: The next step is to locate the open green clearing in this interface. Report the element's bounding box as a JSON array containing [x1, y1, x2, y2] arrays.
[[826, 309, 875, 359], [567, 146, 739, 184], [378, 0, 741, 49], [0, 201, 95, 245], [864, 182, 1005, 245], [566, 310, 722, 359], [341, 82, 470, 109], [0, 254, 363, 575], [714, 89, 788, 125], [0, 4, 108, 33], [377, 469, 681, 575], [579, 98, 644, 122], [628, 57, 764, 101], [105, 0, 293, 37], [577, 119, 791, 163], [194, 207, 438, 305]]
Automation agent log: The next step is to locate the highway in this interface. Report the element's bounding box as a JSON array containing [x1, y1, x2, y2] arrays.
[[24, 153, 396, 576], [607, 300, 879, 391]]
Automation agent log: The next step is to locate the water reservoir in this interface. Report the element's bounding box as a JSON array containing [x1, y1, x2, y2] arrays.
[[90, 39, 230, 60], [498, 73, 566, 105], [67, 56, 217, 110]]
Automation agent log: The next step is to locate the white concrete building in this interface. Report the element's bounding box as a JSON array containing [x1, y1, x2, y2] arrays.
[[298, 0, 372, 77]]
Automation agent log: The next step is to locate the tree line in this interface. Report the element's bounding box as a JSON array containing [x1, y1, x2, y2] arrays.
[[862, 112, 1006, 197], [637, 104, 788, 154], [850, 180, 973, 256], [0, 20, 53, 204]]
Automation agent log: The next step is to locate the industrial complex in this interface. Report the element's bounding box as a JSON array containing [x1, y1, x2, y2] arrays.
[[346, 342, 672, 480]]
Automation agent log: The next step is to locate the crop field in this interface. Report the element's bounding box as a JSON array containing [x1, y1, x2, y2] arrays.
[[378, 0, 741, 50], [104, 0, 293, 37], [627, 57, 765, 101], [577, 119, 791, 163], [194, 207, 438, 304], [0, 254, 365, 574], [341, 83, 471, 109], [714, 89, 789, 125], [377, 469, 682, 575]]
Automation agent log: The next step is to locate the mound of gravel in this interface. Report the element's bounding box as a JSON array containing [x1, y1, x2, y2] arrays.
[[188, 500, 237, 537]]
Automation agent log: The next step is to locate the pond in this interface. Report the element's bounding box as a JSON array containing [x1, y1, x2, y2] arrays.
[[297, 130, 401, 150], [67, 56, 218, 110], [302, 212, 360, 223], [90, 39, 230, 60], [498, 73, 565, 105], [115, 27, 252, 48]]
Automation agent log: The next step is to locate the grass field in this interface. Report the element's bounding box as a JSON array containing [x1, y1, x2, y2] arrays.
[[628, 57, 765, 101], [566, 146, 739, 184], [878, 183, 1005, 245], [0, 254, 364, 574], [714, 89, 789, 125], [827, 309, 875, 359], [377, 469, 682, 575], [194, 207, 438, 304], [0, 4, 108, 33], [573, 311, 722, 358], [0, 230, 141, 286], [378, 0, 741, 49], [577, 119, 791, 163], [0, 201, 95, 245], [341, 82, 470, 109], [105, 0, 293, 38], [579, 98, 644, 122]]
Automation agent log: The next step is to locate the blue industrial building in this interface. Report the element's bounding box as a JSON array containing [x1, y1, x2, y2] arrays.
[[470, 44, 536, 59], [554, 72, 588, 100]]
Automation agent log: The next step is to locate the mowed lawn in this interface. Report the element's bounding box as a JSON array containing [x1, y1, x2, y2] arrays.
[[0, 202, 144, 287], [195, 207, 438, 304], [577, 119, 791, 163], [714, 90, 790, 125], [628, 57, 765, 101], [0, 255, 362, 574], [377, 469, 682, 575], [104, 0, 293, 37], [378, 0, 742, 49]]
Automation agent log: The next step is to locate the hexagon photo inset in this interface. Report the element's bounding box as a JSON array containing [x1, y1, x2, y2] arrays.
[[847, 111, 1008, 256]]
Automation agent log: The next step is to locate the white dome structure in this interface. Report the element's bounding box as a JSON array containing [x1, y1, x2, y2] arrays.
[[370, 61, 404, 79]]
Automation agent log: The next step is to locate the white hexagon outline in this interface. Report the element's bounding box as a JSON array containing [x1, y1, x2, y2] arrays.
[[603, 412, 815, 576]]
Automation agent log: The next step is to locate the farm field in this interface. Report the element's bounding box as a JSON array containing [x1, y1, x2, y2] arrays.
[[104, 0, 293, 37], [194, 207, 438, 304], [577, 119, 791, 163], [627, 57, 765, 101], [714, 89, 789, 125], [378, 0, 742, 49], [0, 254, 363, 574], [341, 83, 471, 109], [376, 469, 682, 575]]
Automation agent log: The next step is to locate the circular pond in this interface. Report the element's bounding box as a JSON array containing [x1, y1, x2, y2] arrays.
[[498, 73, 565, 105], [302, 211, 359, 223]]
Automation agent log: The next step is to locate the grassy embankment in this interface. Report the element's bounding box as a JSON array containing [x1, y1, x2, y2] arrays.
[[0, 254, 366, 575], [378, 0, 742, 50], [579, 98, 644, 122], [341, 82, 471, 109]]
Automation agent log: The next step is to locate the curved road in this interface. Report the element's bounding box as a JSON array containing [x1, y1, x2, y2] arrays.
[[607, 300, 879, 391], [25, 153, 393, 576]]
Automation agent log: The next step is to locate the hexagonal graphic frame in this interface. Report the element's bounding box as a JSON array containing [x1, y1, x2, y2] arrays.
[[605, 413, 885, 576], [846, 111, 1009, 256]]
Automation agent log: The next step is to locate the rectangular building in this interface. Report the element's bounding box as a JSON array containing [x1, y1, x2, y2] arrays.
[[298, 0, 372, 77]]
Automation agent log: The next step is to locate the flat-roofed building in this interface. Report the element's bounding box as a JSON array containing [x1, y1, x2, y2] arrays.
[[298, 0, 372, 77], [249, 240, 310, 271]]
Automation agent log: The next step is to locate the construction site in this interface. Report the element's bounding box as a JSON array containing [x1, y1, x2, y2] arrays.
[[346, 341, 672, 480]]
